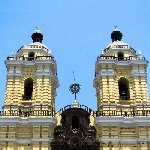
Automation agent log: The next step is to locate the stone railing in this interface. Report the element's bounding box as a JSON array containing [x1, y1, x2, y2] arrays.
[[0, 105, 55, 117], [96, 104, 150, 117], [96, 110, 150, 117], [17, 45, 49, 53], [0, 110, 55, 117], [7, 55, 54, 61], [58, 104, 95, 116], [97, 55, 146, 61], [103, 46, 136, 53]]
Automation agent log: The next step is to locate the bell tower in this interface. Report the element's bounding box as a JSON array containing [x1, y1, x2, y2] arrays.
[[3, 27, 59, 115], [94, 28, 149, 110]]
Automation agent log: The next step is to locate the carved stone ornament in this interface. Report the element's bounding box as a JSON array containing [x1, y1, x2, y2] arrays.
[[50, 107, 100, 150]]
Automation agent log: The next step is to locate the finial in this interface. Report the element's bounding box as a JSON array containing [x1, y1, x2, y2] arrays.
[[138, 50, 142, 60], [138, 50, 142, 55], [69, 83, 81, 100], [114, 26, 120, 31], [10, 51, 14, 57], [114, 25, 118, 29], [34, 27, 41, 33], [111, 26, 123, 42], [69, 71, 81, 100], [31, 27, 43, 43], [73, 70, 76, 82]]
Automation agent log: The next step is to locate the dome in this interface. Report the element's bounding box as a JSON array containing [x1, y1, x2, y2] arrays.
[[104, 40, 136, 54], [17, 42, 51, 54], [25, 42, 48, 49], [31, 27, 43, 43], [111, 27, 123, 42], [107, 40, 130, 49], [102, 28, 136, 54], [16, 28, 52, 57]]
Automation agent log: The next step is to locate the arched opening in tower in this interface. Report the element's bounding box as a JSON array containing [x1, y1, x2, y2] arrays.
[[118, 77, 130, 100], [72, 116, 79, 129], [118, 52, 124, 60], [23, 78, 33, 100], [28, 52, 35, 61]]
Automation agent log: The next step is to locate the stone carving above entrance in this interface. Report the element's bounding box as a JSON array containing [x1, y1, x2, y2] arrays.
[[51, 107, 99, 150]]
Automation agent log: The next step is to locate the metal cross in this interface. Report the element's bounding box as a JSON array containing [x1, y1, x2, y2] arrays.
[[69, 83, 81, 100]]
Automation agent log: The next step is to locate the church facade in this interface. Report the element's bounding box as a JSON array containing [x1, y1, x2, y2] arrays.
[[0, 28, 150, 150]]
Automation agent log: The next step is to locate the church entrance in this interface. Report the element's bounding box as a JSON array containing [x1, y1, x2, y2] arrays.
[[50, 106, 100, 150]]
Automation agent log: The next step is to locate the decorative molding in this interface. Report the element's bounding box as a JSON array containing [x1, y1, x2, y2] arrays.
[[96, 59, 148, 66], [0, 117, 56, 126], [131, 69, 146, 77], [0, 138, 50, 143], [99, 69, 115, 76], [98, 138, 150, 143], [96, 116, 150, 127], [7, 73, 22, 77], [36, 70, 53, 77], [5, 59, 56, 67]]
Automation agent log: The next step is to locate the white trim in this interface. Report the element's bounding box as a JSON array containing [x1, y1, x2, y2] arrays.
[[100, 69, 115, 76], [17, 139, 31, 144], [7, 73, 22, 76], [96, 116, 150, 126], [0, 117, 56, 126], [0, 138, 16, 142], [5, 59, 56, 67], [0, 138, 50, 143], [96, 59, 148, 66], [98, 138, 150, 143], [32, 138, 50, 142]]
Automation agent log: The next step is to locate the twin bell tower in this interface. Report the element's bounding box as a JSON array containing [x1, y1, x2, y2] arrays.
[[4, 28, 59, 116], [0, 27, 149, 150]]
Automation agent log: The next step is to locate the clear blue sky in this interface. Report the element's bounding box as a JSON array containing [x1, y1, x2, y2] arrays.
[[0, 1, 150, 111]]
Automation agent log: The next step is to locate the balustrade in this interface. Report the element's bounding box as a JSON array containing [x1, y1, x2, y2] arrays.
[[96, 109, 150, 117], [97, 55, 146, 61], [0, 108, 55, 117], [7, 55, 54, 61]]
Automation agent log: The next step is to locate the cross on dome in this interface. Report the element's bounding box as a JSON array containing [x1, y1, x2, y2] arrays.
[[111, 26, 123, 42], [31, 27, 43, 43]]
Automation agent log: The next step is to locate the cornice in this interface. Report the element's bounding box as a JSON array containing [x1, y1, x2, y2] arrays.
[[5, 59, 56, 67], [0, 138, 51, 143], [98, 138, 150, 143], [96, 116, 150, 127], [96, 59, 148, 66], [0, 117, 56, 126]]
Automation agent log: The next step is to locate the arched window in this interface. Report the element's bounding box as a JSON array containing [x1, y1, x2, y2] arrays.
[[118, 77, 130, 100], [28, 52, 35, 61], [72, 116, 79, 129], [23, 78, 33, 100], [118, 52, 124, 60]]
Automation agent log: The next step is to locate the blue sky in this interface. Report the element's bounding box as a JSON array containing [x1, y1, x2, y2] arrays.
[[0, 1, 150, 111]]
